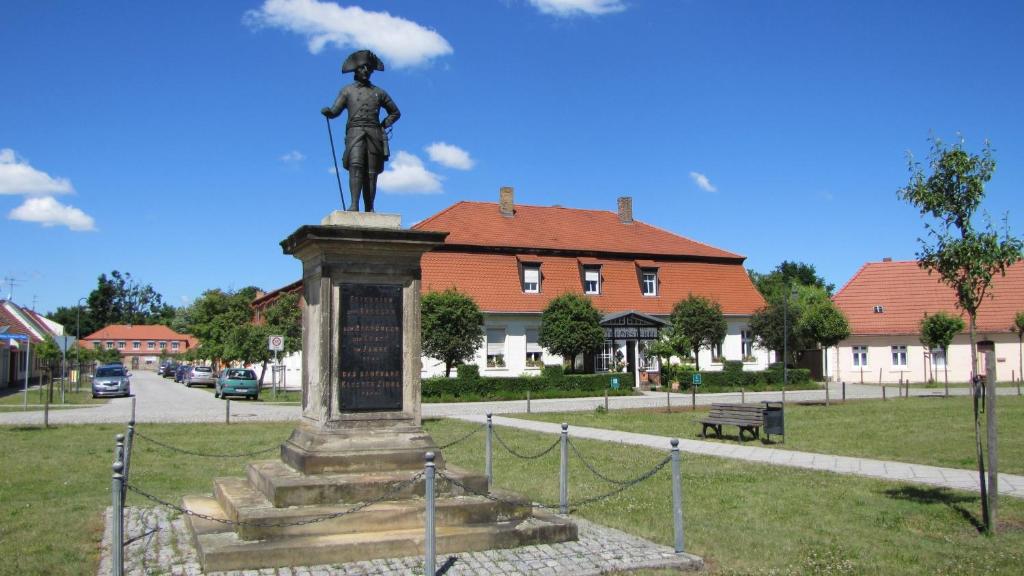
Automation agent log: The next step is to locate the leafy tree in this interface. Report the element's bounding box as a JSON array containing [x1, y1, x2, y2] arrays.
[[918, 311, 965, 386], [421, 289, 484, 377], [898, 135, 1023, 533], [538, 293, 604, 373], [645, 325, 692, 381], [749, 284, 831, 366], [224, 292, 304, 384], [1014, 311, 1024, 387], [87, 271, 171, 327], [800, 301, 850, 382], [177, 287, 261, 364], [750, 260, 835, 299], [670, 294, 727, 371]]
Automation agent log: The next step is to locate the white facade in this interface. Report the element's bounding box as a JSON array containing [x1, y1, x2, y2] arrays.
[[827, 333, 1023, 384]]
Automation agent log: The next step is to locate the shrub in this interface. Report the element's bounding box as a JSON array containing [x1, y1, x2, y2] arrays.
[[541, 364, 565, 381], [456, 364, 480, 381]]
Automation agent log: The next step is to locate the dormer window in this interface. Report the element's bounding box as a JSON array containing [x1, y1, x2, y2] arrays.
[[641, 270, 658, 296], [522, 264, 540, 294], [583, 267, 600, 294], [873, 305, 885, 313]]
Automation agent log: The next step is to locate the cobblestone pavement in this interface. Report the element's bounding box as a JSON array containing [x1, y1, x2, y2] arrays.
[[97, 506, 702, 575], [456, 414, 1024, 499]]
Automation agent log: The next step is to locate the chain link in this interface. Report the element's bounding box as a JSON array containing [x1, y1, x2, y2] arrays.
[[437, 423, 485, 449], [492, 428, 561, 460], [568, 438, 636, 486], [134, 431, 280, 458], [438, 470, 560, 511], [125, 471, 423, 528], [567, 455, 672, 509]]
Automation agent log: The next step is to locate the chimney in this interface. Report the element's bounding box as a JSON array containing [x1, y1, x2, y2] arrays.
[[617, 196, 633, 224], [499, 186, 515, 217], [882, 257, 892, 262]]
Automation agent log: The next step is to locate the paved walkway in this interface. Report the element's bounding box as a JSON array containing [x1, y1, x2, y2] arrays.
[[453, 414, 1024, 499]]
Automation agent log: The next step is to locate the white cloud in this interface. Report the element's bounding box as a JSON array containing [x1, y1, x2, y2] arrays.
[[425, 142, 474, 170], [8, 196, 96, 231], [0, 148, 74, 196], [528, 0, 626, 17], [689, 171, 717, 193], [244, 0, 453, 68], [377, 151, 443, 194], [280, 150, 305, 163]]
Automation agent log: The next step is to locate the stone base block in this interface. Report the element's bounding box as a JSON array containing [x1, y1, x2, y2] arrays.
[[280, 422, 444, 475], [320, 210, 401, 228]]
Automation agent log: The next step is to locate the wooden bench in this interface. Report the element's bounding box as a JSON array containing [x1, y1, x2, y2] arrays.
[[700, 403, 764, 442]]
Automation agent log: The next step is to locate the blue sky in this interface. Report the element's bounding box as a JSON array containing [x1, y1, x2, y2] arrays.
[[2, 0, 1022, 314]]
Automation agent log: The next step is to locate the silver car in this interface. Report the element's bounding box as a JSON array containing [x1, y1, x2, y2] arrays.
[[92, 364, 131, 398], [185, 365, 216, 387]]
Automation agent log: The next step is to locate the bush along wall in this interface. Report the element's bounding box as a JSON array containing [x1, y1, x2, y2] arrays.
[[672, 362, 815, 392], [422, 364, 636, 402]]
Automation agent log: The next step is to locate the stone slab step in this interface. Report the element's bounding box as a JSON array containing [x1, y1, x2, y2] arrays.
[[243, 459, 488, 507], [191, 513, 577, 573], [207, 477, 530, 540]]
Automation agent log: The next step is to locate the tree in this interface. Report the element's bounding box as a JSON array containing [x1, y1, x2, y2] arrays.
[[800, 301, 850, 382], [670, 295, 727, 371], [645, 325, 692, 382], [538, 293, 604, 373], [919, 311, 965, 388], [750, 260, 835, 299], [749, 284, 830, 365], [898, 135, 1023, 534], [421, 289, 484, 377], [177, 287, 261, 364], [86, 271, 172, 327], [1013, 311, 1024, 387]]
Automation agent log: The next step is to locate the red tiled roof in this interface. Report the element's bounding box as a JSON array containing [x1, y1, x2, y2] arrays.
[[421, 252, 765, 315], [413, 201, 743, 260], [833, 260, 1024, 335], [0, 302, 46, 344], [83, 324, 192, 342]]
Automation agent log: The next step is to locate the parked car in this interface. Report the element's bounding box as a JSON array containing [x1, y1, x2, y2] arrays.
[[185, 365, 216, 387], [92, 363, 131, 398], [215, 368, 260, 400], [174, 364, 190, 383], [160, 362, 178, 378]]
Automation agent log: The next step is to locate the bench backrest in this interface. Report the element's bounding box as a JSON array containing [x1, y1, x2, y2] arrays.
[[707, 403, 764, 422]]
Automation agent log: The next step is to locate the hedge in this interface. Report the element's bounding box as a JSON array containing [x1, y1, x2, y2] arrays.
[[423, 364, 624, 399], [671, 363, 813, 391]]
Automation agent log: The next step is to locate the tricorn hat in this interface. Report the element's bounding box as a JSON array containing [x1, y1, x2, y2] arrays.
[[342, 50, 385, 73]]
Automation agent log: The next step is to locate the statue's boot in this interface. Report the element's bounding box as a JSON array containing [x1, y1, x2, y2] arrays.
[[348, 171, 363, 211], [364, 173, 378, 213]]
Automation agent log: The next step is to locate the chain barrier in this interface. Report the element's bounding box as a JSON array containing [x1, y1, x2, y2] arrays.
[[437, 423, 485, 449], [492, 428, 561, 460], [134, 430, 280, 458], [438, 470, 560, 511], [125, 471, 423, 529], [568, 438, 641, 486]]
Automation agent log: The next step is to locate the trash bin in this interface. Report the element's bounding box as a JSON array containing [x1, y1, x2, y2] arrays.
[[761, 401, 784, 442]]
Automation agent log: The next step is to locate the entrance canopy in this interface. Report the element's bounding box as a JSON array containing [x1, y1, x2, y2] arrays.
[[600, 311, 668, 341]]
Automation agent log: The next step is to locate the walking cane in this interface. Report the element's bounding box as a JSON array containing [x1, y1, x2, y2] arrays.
[[325, 116, 346, 210]]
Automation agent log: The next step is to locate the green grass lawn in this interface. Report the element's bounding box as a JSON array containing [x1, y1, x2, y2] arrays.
[[520, 395, 1024, 475], [2, 418, 1023, 575], [0, 387, 107, 411]]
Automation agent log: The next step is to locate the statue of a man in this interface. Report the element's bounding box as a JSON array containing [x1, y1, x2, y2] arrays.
[[321, 50, 400, 212]]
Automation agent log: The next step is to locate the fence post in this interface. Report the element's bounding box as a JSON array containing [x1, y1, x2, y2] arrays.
[[424, 452, 436, 576], [123, 416, 135, 501], [666, 390, 671, 413], [691, 386, 696, 411], [671, 438, 685, 554], [111, 459, 125, 576], [741, 388, 745, 404], [559, 423, 569, 515], [114, 433, 125, 465], [842, 381, 846, 402], [526, 390, 531, 414], [825, 380, 830, 407], [604, 389, 609, 411], [882, 385, 887, 401], [130, 396, 136, 424], [485, 413, 493, 492], [225, 398, 231, 425]]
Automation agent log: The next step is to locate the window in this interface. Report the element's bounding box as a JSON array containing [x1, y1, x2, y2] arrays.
[[106, 341, 114, 350], [891, 345, 907, 366], [147, 341, 155, 350], [522, 265, 540, 293], [93, 342, 102, 350], [486, 329, 506, 368], [132, 341, 140, 350], [525, 329, 543, 368], [595, 341, 615, 372], [583, 267, 600, 294], [930, 347, 946, 369], [641, 270, 658, 296], [741, 330, 754, 359], [171, 341, 180, 351], [159, 341, 167, 350], [852, 346, 868, 367], [117, 341, 125, 350]]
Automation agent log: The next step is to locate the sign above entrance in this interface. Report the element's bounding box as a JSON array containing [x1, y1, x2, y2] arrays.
[[603, 326, 660, 339]]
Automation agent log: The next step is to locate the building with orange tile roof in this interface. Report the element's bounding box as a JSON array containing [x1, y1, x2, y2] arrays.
[[1, 300, 64, 388], [410, 189, 769, 384], [830, 259, 1024, 384], [81, 324, 196, 371]]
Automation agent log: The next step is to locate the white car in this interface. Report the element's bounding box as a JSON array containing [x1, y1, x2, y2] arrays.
[[185, 366, 216, 387]]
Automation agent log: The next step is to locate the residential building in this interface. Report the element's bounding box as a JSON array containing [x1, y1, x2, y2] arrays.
[[81, 324, 196, 371], [1, 300, 63, 389], [411, 189, 769, 386], [829, 259, 1024, 383]]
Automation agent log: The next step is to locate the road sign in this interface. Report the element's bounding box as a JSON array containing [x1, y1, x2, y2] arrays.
[[692, 373, 702, 387], [610, 377, 620, 390], [268, 335, 285, 352]]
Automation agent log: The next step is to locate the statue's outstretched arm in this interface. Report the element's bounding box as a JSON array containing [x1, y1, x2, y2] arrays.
[[321, 90, 346, 119]]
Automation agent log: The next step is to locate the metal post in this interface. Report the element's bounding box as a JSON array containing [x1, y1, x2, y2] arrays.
[[225, 398, 231, 424], [604, 389, 609, 411], [741, 388, 745, 404], [424, 452, 436, 576], [882, 385, 887, 401], [666, 389, 671, 413], [825, 380, 830, 407], [670, 438, 685, 554], [842, 381, 846, 402], [691, 386, 695, 411], [526, 390, 531, 414], [112, 460, 125, 576], [985, 352, 998, 531], [485, 413, 493, 491], [124, 415, 135, 501], [23, 336, 31, 409], [114, 433, 125, 465], [130, 396, 136, 425], [559, 423, 569, 515]]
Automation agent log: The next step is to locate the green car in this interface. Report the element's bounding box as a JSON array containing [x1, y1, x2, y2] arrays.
[[215, 368, 260, 400]]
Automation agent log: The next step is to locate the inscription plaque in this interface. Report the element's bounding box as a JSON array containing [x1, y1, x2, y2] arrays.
[[339, 283, 403, 411]]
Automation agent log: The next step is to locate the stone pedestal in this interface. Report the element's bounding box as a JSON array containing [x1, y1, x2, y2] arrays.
[[183, 213, 577, 572]]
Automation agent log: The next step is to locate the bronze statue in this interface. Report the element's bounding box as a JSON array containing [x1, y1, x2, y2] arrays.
[[321, 50, 400, 212]]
